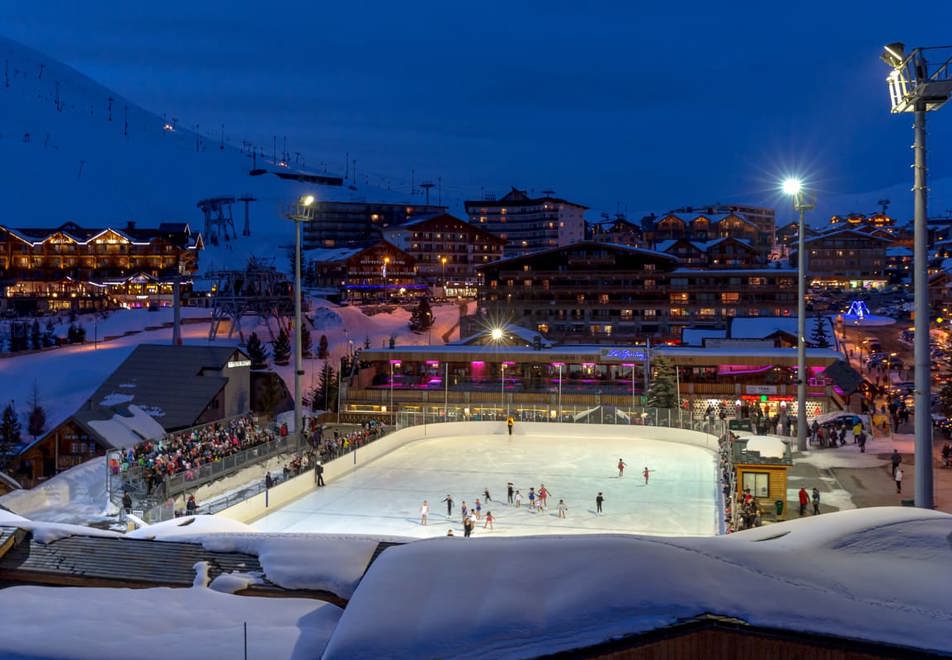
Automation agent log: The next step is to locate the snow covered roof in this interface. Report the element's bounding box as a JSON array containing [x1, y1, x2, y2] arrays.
[[681, 328, 727, 346], [85, 404, 166, 449], [730, 316, 834, 342], [457, 323, 551, 347], [325, 508, 952, 657], [304, 246, 365, 263], [886, 246, 913, 257], [739, 435, 789, 460]]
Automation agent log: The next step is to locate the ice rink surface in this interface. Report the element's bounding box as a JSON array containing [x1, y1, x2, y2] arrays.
[[254, 429, 720, 538]]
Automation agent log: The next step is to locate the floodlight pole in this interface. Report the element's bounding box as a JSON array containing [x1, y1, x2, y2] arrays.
[[288, 196, 314, 446], [796, 195, 809, 452], [913, 102, 933, 507]]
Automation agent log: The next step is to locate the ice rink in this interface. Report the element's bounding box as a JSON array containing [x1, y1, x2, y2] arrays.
[[254, 428, 721, 538]]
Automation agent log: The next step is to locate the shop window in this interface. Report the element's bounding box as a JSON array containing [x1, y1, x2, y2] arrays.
[[743, 472, 769, 498]]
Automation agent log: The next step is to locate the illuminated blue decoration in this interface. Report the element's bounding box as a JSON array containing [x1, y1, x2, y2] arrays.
[[845, 300, 870, 320], [602, 348, 647, 361]]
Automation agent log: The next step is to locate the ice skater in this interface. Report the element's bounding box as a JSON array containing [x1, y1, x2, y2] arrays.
[[483, 487, 492, 502], [484, 511, 494, 530], [617, 458, 627, 477], [507, 482, 514, 504], [442, 494, 454, 517], [527, 487, 537, 511], [514, 490, 522, 508], [538, 484, 549, 510], [507, 416, 515, 436], [643, 466, 651, 485], [474, 497, 482, 520], [461, 500, 469, 520], [420, 500, 429, 526], [596, 492, 605, 514], [557, 498, 568, 518]]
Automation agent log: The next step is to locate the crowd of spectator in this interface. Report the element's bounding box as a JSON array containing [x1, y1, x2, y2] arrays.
[[310, 418, 385, 463], [119, 414, 277, 494]]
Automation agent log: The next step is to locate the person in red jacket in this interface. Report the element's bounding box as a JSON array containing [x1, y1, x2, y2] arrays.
[[798, 487, 809, 516]]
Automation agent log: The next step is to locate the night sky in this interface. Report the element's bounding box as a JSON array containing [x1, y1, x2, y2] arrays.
[[3, 1, 952, 217]]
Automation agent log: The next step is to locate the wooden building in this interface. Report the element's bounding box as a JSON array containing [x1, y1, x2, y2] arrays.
[[733, 435, 792, 520], [0, 221, 201, 314], [793, 229, 890, 289], [384, 213, 505, 286], [305, 241, 422, 303]]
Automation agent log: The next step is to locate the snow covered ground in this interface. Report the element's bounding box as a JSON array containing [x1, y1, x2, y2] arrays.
[[0, 456, 114, 524], [0, 299, 467, 435], [255, 428, 720, 537]]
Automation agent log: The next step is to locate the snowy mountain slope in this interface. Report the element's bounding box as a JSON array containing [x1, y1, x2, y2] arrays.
[[0, 35, 416, 272]]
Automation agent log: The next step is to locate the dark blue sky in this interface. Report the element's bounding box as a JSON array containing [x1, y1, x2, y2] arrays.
[[3, 1, 952, 218]]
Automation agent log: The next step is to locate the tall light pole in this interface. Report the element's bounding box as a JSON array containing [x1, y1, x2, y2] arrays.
[[287, 194, 315, 446], [440, 255, 447, 288], [557, 363, 563, 422], [783, 178, 814, 452], [881, 42, 952, 507], [501, 362, 507, 419]]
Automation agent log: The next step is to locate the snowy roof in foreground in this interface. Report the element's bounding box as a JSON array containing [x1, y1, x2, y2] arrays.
[[326, 508, 952, 658], [86, 404, 166, 449], [739, 435, 788, 459], [730, 315, 834, 340]]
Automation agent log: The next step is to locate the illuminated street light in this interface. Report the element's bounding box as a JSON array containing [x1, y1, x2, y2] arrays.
[[880, 41, 952, 508], [783, 178, 815, 452], [490, 327, 504, 342], [287, 193, 317, 446]]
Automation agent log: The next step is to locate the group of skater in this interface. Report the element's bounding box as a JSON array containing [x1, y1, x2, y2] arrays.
[[419, 458, 655, 533]]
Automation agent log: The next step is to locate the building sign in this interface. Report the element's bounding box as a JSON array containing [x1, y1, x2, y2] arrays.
[[600, 348, 646, 362], [227, 359, 251, 368], [745, 385, 778, 395]]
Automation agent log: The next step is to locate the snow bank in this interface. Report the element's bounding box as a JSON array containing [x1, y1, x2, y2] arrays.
[[325, 508, 952, 658], [0, 507, 120, 543], [127, 514, 255, 540], [0, 584, 342, 660], [0, 456, 114, 523], [86, 403, 166, 448]]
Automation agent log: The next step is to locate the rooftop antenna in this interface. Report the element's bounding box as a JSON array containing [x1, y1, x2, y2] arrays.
[[420, 182, 435, 206]]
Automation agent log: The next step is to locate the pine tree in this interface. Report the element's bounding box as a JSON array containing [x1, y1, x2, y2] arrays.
[[409, 297, 434, 333], [256, 373, 285, 419], [646, 356, 678, 409], [43, 319, 57, 347], [246, 331, 269, 370], [0, 401, 22, 467], [30, 319, 41, 351], [301, 322, 312, 358], [315, 360, 339, 412], [318, 334, 329, 359], [809, 313, 832, 348], [27, 382, 45, 440], [271, 327, 291, 366]]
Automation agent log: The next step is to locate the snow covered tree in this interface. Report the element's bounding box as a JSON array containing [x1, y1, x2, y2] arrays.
[[646, 356, 678, 409], [409, 298, 434, 333], [809, 313, 832, 348], [271, 328, 291, 366], [246, 331, 269, 370], [0, 401, 21, 467], [301, 322, 312, 358], [318, 334, 329, 359], [312, 361, 339, 412], [27, 382, 45, 441], [30, 319, 41, 351], [43, 319, 57, 347]]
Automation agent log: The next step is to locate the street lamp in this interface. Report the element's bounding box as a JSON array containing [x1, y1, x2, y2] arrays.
[[881, 42, 952, 508], [440, 255, 447, 288], [287, 194, 315, 446], [783, 177, 814, 452], [382, 256, 390, 302]]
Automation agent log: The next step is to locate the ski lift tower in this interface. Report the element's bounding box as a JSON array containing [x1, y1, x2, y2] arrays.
[[197, 196, 237, 245], [206, 257, 294, 342], [881, 42, 952, 509]]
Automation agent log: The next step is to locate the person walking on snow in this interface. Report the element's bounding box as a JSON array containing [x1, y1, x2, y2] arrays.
[[596, 492, 605, 514], [557, 499, 568, 518], [811, 487, 821, 515], [420, 500, 429, 526], [798, 487, 809, 516], [514, 490, 522, 508], [895, 466, 904, 494], [643, 466, 650, 485], [442, 494, 454, 517], [617, 458, 627, 477], [507, 482, 514, 504]]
